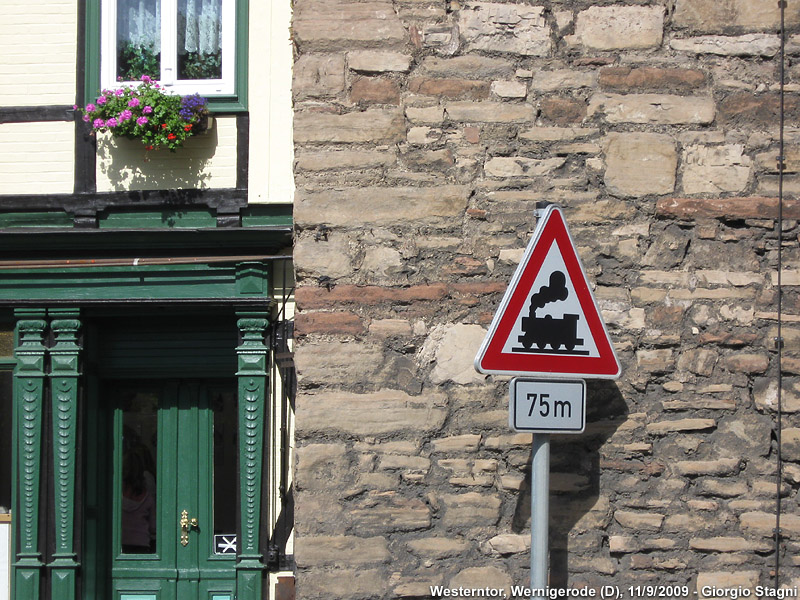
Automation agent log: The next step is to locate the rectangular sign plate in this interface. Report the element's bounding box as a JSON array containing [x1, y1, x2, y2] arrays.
[[509, 378, 586, 434]]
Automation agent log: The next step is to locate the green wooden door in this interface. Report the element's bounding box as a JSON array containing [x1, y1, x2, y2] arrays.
[[109, 379, 238, 600]]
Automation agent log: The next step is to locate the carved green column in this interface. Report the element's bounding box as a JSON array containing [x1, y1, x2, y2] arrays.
[[48, 312, 81, 600], [12, 311, 47, 600], [235, 315, 268, 600]]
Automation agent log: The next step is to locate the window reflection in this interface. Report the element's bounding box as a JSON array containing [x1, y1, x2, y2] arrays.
[[120, 390, 158, 554]]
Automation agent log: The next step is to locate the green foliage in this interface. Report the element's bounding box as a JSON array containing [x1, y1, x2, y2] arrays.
[[77, 77, 208, 152], [118, 43, 160, 82], [179, 51, 222, 80]]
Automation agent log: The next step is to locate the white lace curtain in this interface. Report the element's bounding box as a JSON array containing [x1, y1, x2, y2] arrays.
[[117, 0, 222, 55]]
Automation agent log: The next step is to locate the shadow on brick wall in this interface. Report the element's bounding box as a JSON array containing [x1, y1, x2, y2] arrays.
[[511, 380, 628, 586]]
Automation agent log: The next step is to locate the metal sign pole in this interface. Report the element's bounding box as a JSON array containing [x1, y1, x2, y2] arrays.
[[530, 433, 550, 598]]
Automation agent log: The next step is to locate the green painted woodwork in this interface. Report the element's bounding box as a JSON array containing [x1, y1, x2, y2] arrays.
[[83, 0, 248, 112], [0, 212, 73, 229], [235, 316, 267, 600], [120, 595, 157, 600], [12, 312, 47, 600], [108, 380, 236, 600], [49, 313, 82, 600], [0, 261, 269, 303], [98, 209, 217, 229]]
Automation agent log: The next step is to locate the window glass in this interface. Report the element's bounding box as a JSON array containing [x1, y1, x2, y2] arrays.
[[177, 0, 223, 81], [116, 0, 161, 82], [0, 371, 11, 512]]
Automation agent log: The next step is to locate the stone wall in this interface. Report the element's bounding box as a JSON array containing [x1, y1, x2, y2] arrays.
[[291, 0, 800, 596]]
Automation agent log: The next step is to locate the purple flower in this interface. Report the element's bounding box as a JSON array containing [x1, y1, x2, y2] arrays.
[[105, 117, 118, 127], [141, 75, 152, 83], [72, 104, 78, 110], [92, 118, 104, 128], [82, 114, 91, 122], [85, 103, 96, 112], [136, 116, 149, 125], [97, 96, 107, 105], [143, 106, 153, 114], [128, 97, 140, 108], [115, 89, 124, 97], [119, 109, 133, 121]]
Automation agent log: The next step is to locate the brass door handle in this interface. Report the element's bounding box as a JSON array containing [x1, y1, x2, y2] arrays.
[[180, 509, 198, 546]]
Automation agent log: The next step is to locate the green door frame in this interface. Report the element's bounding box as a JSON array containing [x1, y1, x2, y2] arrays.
[[9, 272, 273, 600]]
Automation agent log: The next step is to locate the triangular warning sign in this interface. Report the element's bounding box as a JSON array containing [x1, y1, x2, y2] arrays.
[[475, 205, 621, 379]]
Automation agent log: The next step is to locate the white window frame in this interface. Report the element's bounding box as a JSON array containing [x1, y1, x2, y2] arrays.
[[100, 0, 236, 96]]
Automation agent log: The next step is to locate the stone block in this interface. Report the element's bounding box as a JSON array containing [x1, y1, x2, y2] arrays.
[[431, 434, 481, 453], [449, 566, 511, 594], [599, 67, 705, 91], [540, 97, 587, 125], [350, 77, 400, 105], [460, 3, 550, 56], [673, 0, 800, 33], [294, 109, 405, 144], [295, 233, 354, 279], [407, 537, 471, 558], [530, 70, 596, 92], [294, 1, 406, 51], [683, 144, 752, 194], [294, 54, 346, 99], [696, 572, 759, 599], [350, 492, 431, 533], [491, 80, 527, 99], [604, 132, 677, 197], [677, 348, 718, 376], [614, 510, 665, 531], [724, 353, 769, 374], [484, 156, 566, 178], [420, 323, 488, 385], [570, 5, 664, 50], [295, 149, 396, 172], [719, 93, 800, 128], [754, 378, 800, 413], [674, 458, 741, 477], [295, 311, 365, 336], [589, 94, 715, 125], [409, 78, 490, 100], [295, 535, 390, 567], [482, 534, 529, 555], [298, 567, 388, 599], [783, 428, 800, 462], [671, 34, 780, 57], [442, 492, 502, 526], [417, 55, 515, 79], [445, 101, 536, 123], [296, 444, 351, 491], [348, 51, 412, 72], [295, 340, 383, 385], [636, 349, 674, 373], [295, 186, 469, 229], [645, 418, 716, 435], [295, 389, 447, 437]]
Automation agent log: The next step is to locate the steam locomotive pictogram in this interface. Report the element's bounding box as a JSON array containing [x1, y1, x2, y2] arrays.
[[513, 270, 589, 355]]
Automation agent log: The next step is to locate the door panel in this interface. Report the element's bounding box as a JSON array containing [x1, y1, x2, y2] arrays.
[[108, 379, 236, 600]]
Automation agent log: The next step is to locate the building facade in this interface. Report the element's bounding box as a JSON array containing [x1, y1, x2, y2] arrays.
[[291, 0, 800, 597], [0, 1, 295, 599]]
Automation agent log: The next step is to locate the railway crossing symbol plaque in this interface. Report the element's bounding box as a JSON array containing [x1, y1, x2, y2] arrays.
[[474, 204, 621, 379]]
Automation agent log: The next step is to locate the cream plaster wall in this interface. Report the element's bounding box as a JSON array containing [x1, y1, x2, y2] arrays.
[[0, 0, 78, 106], [95, 116, 238, 192], [247, 0, 295, 204], [0, 122, 75, 194]]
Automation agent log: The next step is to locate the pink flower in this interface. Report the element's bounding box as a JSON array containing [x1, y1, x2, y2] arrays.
[[128, 98, 140, 108], [142, 106, 153, 114], [115, 89, 124, 97], [72, 104, 78, 110], [92, 118, 104, 128], [82, 114, 91, 122], [119, 109, 133, 121], [105, 117, 118, 127], [97, 96, 107, 105], [85, 103, 96, 112], [141, 75, 152, 83], [136, 116, 149, 125]]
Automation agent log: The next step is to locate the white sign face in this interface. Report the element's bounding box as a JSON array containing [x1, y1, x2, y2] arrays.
[[509, 378, 586, 434]]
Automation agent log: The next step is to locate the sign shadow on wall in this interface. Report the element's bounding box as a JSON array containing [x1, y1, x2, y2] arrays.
[[511, 379, 628, 587]]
